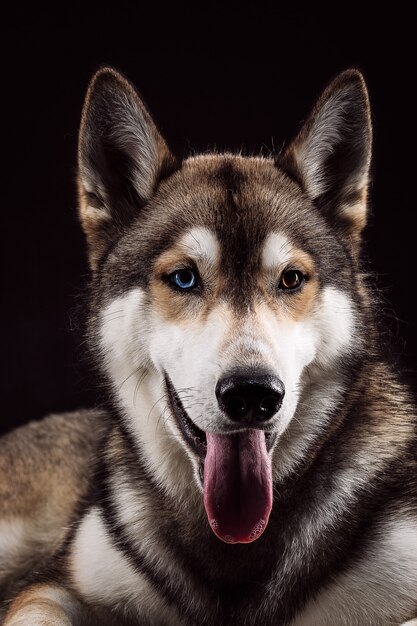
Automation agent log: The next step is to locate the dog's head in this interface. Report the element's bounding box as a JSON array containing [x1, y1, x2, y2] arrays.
[[78, 68, 371, 543]]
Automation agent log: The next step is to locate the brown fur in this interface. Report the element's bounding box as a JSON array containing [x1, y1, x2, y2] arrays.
[[0, 411, 106, 600], [0, 412, 102, 520]]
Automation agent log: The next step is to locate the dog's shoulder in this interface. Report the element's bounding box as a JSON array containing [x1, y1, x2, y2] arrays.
[[0, 409, 108, 592], [0, 409, 107, 511]]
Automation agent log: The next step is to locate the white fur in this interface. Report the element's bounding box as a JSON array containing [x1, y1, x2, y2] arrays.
[[148, 301, 231, 420], [98, 228, 219, 499], [107, 472, 204, 605], [110, 464, 202, 542], [70, 507, 180, 623], [251, 304, 316, 431], [270, 286, 355, 479], [272, 374, 345, 481], [312, 285, 356, 366], [292, 517, 417, 625], [178, 226, 220, 265], [261, 232, 293, 269], [255, 286, 354, 435], [70, 507, 142, 605], [100, 288, 197, 499], [100, 288, 150, 377], [110, 478, 156, 549], [146, 301, 234, 489], [146, 280, 355, 479], [70, 507, 145, 604]]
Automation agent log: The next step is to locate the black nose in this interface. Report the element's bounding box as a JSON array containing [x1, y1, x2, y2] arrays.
[[216, 370, 285, 424]]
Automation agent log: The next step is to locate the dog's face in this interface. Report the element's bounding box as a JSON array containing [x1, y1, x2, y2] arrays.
[[78, 68, 371, 543]]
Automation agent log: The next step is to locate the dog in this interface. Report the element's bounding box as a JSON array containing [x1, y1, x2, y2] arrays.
[[0, 67, 416, 625]]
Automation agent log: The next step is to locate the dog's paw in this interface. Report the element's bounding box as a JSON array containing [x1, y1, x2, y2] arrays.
[[4, 585, 79, 626]]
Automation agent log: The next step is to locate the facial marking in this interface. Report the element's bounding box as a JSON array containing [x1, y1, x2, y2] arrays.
[[261, 232, 294, 269], [100, 288, 150, 398], [260, 232, 318, 323], [151, 227, 220, 324], [262, 232, 316, 277], [148, 221, 355, 442], [149, 302, 231, 386], [313, 286, 356, 366], [178, 227, 220, 265], [98, 214, 357, 499], [153, 226, 220, 274]]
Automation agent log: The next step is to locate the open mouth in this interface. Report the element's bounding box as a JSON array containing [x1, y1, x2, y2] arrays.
[[165, 374, 208, 460], [164, 374, 276, 544]]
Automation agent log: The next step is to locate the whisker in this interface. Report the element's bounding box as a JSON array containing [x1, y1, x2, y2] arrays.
[[118, 366, 145, 392], [133, 369, 149, 408]]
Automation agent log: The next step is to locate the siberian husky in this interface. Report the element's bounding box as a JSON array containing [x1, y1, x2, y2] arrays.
[[1, 67, 416, 625]]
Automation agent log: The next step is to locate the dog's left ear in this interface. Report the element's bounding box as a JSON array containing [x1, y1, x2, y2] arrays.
[[280, 70, 372, 252], [78, 67, 177, 270]]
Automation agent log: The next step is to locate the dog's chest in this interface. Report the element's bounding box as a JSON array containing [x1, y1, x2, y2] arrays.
[[291, 517, 417, 625], [67, 505, 417, 625]]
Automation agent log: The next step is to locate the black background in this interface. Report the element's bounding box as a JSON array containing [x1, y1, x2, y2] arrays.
[[1, 4, 414, 435]]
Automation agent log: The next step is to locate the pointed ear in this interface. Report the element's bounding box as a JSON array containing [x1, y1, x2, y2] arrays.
[[78, 67, 178, 269], [279, 70, 372, 251]]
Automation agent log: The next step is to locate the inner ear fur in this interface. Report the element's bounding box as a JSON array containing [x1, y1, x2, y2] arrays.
[[279, 70, 372, 252]]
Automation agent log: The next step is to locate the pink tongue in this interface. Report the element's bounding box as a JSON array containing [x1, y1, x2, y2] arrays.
[[203, 430, 272, 544]]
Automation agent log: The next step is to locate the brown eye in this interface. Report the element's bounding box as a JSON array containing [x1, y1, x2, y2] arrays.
[[278, 270, 304, 291]]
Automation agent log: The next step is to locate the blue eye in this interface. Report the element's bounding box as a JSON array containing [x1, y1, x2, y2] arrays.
[[170, 269, 197, 290]]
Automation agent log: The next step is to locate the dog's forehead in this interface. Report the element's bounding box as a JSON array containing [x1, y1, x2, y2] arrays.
[[153, 157, 318, 305], [154, 155, 322, 246], [178, 154, 304, 224], [102, 154, 349, 299]]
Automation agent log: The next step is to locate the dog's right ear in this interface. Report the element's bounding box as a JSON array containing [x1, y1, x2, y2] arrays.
[[78, 67, 177, 270]]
